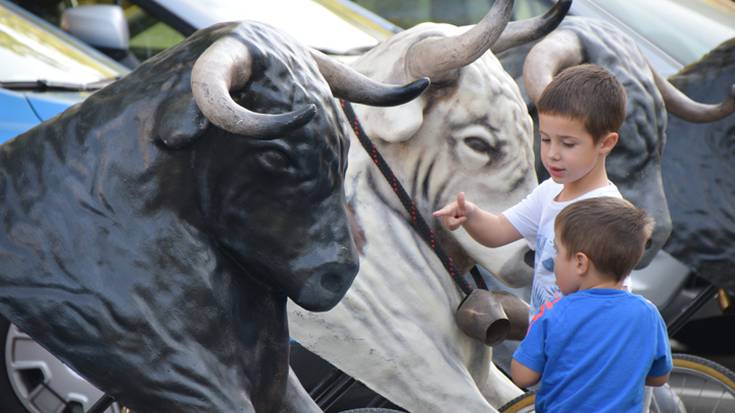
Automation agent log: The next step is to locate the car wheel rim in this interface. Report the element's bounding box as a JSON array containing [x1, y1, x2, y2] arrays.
[[5, 324, 119, 413]]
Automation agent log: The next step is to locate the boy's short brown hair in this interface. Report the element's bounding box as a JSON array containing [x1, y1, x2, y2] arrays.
[[537, 64, 627, 142], [555, 197, 654, 281]]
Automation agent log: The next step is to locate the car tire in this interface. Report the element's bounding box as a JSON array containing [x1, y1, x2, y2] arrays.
[[0, 315, 30, 413]]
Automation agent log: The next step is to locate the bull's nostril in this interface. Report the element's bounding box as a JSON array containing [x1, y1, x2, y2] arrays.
[[645, 238, 652, 250], [320, 272, 342, 294]]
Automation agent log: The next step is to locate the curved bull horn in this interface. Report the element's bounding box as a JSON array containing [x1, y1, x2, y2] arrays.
[[522, 29, 585, 103], [191, 36, 316, 137], [310, 50, 430, 106], [406, 0, 514, 80], [491, 0, 572, 54], [652, 69, 735, 123]]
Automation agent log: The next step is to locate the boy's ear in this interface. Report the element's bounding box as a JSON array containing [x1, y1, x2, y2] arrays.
[[598, 132, 619, 155], [575, 252, 590, 275]]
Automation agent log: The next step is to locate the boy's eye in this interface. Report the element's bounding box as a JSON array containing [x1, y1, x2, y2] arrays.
[[540, 137, 550, 143], [563, 142, 576, 148]]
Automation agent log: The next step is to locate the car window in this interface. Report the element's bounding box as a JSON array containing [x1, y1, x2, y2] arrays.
[[123, 2, 185, 61], [13, 0, 398, 63], [49, 0, 187, 61], [0, 2, 123, 83], [590, 0, 735, 66]]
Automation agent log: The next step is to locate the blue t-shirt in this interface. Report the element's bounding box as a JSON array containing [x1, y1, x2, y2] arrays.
[[503, 179, 624, 318], [513, 289, 672, 413]]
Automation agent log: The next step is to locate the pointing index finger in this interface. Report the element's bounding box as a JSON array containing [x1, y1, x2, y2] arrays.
[[457, 192, 466, 215], [433, 204, 452, 217]]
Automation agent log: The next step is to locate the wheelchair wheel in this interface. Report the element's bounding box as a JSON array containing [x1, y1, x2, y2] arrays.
[[498, 353, 735, 412], [498, 391, 535, 413], [667, 353, 735, 412]]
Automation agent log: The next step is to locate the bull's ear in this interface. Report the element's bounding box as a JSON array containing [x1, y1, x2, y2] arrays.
[[154, 92, 209, 149], [356, 99, 424, 143]]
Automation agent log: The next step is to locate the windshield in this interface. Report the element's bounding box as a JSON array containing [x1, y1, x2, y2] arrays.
[[591, 0, 735, 66], [0, 2, 124, 83]]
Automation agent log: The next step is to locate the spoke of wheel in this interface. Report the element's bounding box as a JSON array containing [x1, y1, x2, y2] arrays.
[[698, 378, 709, 412], [681, 374, 687, 406], [712, 386, 724, 412], [692, 375, 703, 413], [28, 383, 64, 413], [651, 392, 659, 412]]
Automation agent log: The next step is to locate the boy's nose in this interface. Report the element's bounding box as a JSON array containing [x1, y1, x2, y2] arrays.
[[548, 149, 561, 161], [545, 143, 561, 160]]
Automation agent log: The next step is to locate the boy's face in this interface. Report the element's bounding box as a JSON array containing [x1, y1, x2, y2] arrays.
[[553, 234, 582, 295], [538, 113, 614, 185]]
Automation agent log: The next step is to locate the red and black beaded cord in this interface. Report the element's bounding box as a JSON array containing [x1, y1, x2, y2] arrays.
[[340, 100, 479, 296]]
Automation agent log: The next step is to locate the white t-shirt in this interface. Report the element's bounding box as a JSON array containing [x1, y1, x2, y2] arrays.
[[503, 178, 626, 318]]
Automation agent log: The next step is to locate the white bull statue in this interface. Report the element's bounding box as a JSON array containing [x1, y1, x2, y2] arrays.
[[288, 1, 571, 411]]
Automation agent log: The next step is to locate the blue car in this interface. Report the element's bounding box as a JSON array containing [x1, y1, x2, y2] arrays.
[[0, 1, 127, 143], [0, 1, 128, 412]]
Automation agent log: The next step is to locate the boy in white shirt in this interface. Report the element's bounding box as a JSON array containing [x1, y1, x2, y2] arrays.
[[434, 63, 628, 318]]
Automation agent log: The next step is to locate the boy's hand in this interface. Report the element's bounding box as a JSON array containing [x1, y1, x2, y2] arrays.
[[433, 192, 476, 231]]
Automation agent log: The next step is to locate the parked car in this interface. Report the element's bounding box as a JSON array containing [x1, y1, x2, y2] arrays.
[[0, 2, 127, 142], [10, 0, 400, 65], [0, 1, 129, 412]]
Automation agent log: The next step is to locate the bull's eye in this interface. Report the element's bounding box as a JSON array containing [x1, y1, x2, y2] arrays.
[[464, 137, 497, 156], [259, 150, 294, 172]]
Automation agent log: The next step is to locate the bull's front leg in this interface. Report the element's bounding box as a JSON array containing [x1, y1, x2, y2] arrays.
[[277, 367, 323, 413]]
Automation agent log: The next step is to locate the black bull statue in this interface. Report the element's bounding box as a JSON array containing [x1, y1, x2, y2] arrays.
[[663, 38, 735, 290], [0, 22, 427, 412]]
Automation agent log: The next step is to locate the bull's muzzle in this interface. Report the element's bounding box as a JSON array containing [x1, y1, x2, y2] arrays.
[[293, 260, 359, 312], [455, 289, 529, 345]]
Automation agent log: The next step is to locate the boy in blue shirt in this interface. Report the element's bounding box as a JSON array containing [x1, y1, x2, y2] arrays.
[[511, 197, 672, 413]]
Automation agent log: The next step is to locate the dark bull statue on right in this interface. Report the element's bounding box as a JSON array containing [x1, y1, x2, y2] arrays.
[[0, 21, 427, 412], [663, 38, 735, 290]]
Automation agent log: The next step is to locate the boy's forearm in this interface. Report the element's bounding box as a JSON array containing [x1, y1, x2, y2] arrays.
[[645, 373, 670, 387], [461, 209, 497, 246], [511, 359, 541, 388], [462, 209, 516, 247]]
